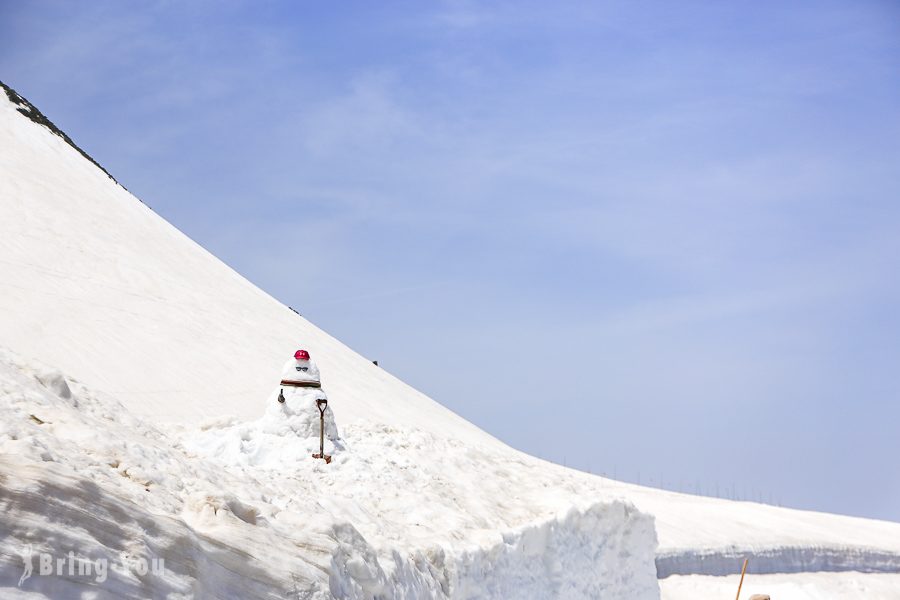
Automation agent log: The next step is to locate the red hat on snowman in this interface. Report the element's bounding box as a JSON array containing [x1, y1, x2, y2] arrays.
[[294, 349, 310, 361]]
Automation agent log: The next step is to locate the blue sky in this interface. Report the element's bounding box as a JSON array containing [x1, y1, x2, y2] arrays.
[[2, 0, 899, 521]]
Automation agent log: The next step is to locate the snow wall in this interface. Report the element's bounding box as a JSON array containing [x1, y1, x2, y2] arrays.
[[329, 503, 659, 599], [0, 351, 660, 599]]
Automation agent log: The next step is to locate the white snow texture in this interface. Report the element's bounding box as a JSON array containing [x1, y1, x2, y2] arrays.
[[0, 348, 658, 599]]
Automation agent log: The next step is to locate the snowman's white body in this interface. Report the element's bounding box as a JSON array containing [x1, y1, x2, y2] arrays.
[[259, 357, 339, 442]]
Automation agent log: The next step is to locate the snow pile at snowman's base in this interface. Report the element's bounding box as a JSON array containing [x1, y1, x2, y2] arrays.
[[0, 349, 660, 599], [185, 385, 343, 469]]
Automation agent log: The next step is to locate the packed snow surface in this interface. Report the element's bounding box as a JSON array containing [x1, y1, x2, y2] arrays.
[[2, 82, 900, 597]]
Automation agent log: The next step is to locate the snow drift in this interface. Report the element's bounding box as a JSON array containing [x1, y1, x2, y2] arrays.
[[0, 349, 659, 598]]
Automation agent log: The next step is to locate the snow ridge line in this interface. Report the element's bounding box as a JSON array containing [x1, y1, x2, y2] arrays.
[[0, 80, 122, 188], [655, 546, 900, 578]]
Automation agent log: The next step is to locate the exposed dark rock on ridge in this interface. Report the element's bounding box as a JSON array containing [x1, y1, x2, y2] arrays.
[[1, 79, 121, 187]]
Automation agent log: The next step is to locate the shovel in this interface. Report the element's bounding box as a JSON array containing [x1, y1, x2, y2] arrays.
[[312, 398, 332, 464]]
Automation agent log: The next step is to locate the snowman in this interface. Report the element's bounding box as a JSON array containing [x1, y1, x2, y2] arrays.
[[259, 349, 340, 450]]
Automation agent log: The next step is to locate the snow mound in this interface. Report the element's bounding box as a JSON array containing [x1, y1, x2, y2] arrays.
[[186, 384, 342, 469], [0, 349, 659, 598], [186, 355, 342, 469]]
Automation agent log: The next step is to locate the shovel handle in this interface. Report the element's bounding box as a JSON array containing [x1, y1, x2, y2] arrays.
[[735, 558, 748, 600]]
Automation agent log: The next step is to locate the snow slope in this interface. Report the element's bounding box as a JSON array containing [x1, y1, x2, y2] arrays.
[[2, 81, 900, 597], [0, 83, 488, 446]]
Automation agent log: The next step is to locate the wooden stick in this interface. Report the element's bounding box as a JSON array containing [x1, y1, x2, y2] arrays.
[[735, 558, 749, 600]]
